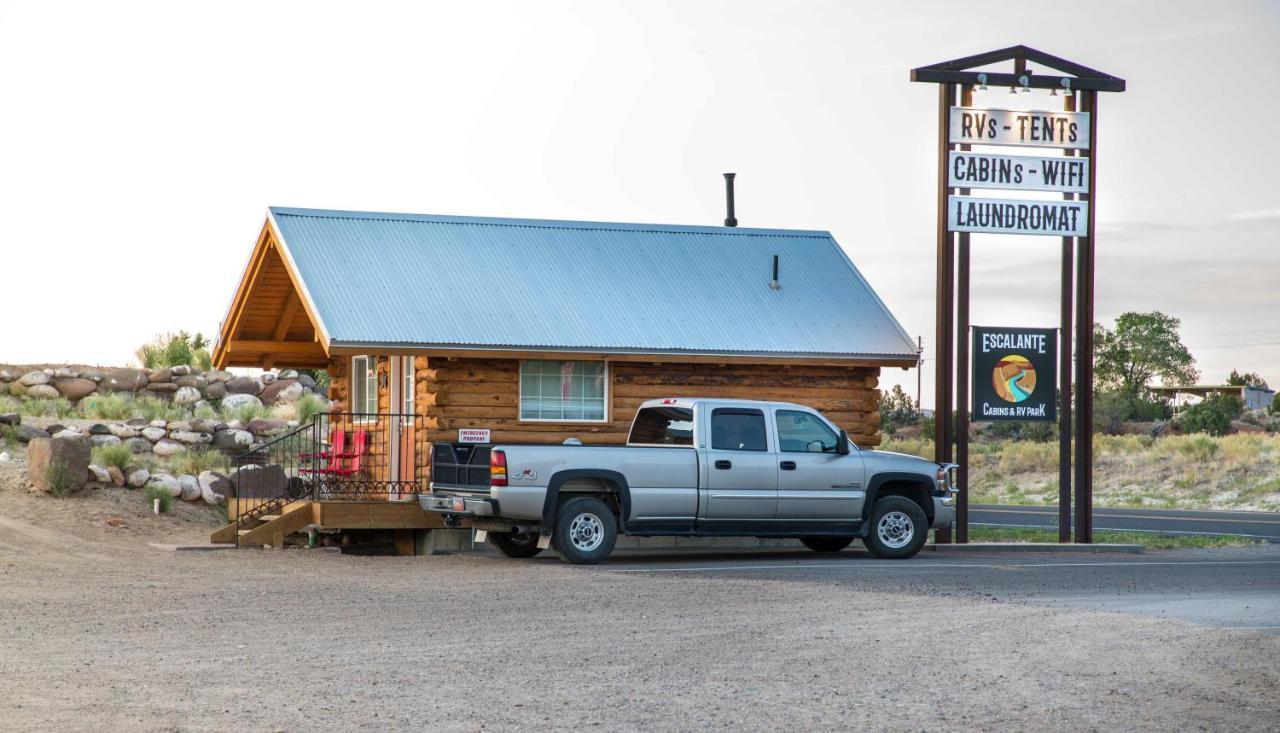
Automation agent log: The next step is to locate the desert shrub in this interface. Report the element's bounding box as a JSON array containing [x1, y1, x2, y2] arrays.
[[224, 401, 269, 424], [136, 330, 212, 371], [878, 437, 932, 459], [168, 447, 230, 476], [1177, 394, 1238, 436], [92, 443, 133, 473], [81, 392, 133, 420], [1094, 434, 1153, 455], [878, 385, 920, 435], [0, 395, 20, 413], [1271, 393, 1280, 415], [294, 392, 329, 425], [998, 441, 1056, 474], [143, 483, 174, 513], [20, 397, 75, 418], [1094, 390, 1171, 434], [0, 423, 19, 446], [133, 395, 186, 423], [45, 460, 76, 496], [1176, 434, 1219, 461], [193, 403, 218, 421], [985, 420, 1057, 442], [299, 368, 331, 393]]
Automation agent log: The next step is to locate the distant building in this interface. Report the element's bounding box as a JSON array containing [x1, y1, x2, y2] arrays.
[[1148, 384, 1276, 413]]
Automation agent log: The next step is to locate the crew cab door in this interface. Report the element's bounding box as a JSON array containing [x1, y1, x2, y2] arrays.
[[700, 407, 777, 520], [772, 408, 865, 520]]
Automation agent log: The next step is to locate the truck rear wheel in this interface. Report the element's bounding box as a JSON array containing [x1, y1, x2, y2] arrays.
[[863, 496, 928, 559], [488, 531, 543, 558], [552, 496, 617, 565], [800, 537, 855, 553]]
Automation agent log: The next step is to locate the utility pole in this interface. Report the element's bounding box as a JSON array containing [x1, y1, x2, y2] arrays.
[[916, 335, 923, 412]]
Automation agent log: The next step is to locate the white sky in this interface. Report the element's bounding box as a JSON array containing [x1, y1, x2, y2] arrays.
[[1, 0, 1277, 407]]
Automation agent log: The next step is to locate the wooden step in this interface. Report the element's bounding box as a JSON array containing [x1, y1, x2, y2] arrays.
[[257, 514, 282, 522]]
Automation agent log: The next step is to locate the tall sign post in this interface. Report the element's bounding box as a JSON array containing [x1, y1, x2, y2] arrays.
[[911, 47, 1125, 543]]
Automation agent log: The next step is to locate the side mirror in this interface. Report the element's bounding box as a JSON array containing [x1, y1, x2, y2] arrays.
[[836, 429, 851, 455]]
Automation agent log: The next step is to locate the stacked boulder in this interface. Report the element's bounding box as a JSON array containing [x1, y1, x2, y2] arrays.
[[0, 365, 323, 407]]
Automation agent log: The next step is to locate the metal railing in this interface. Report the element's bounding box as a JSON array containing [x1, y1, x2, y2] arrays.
[[230, 412, 429, 543]]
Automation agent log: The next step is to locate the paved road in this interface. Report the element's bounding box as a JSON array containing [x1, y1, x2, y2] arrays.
[[597, 544, 1280, 632], [971, 503, 1280, 541]]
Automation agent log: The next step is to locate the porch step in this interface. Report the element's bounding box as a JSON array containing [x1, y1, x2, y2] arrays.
[[258, 515, 282, 522]]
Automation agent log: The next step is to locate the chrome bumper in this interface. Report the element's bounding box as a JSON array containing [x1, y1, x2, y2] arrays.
[[419, 492, 497, 517], [931, 496, 956, 529]]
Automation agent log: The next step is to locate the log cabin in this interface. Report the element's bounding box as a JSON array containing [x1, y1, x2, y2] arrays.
[[209, 206, 918, 550]]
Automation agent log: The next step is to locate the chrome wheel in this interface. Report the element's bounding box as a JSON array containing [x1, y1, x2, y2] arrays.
[[877, 510, 914, 549], [568, 512, 605, 552]]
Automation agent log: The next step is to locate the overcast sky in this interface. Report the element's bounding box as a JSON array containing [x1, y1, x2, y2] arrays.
[[1, 0, 1277, 407]]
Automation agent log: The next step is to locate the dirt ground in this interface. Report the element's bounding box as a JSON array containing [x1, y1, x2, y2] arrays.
[[1, 458, 1278, 732]]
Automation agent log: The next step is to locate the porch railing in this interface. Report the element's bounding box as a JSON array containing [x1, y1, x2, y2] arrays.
[[231, 412, 429, 539]]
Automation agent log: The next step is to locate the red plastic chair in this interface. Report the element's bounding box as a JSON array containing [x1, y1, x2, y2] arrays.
[[324, 430, 368, 477], [301, 429, 345, 462]]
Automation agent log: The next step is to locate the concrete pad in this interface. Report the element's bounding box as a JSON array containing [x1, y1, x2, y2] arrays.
[[148, 543, 240, 552], [928, 542, 1143, 554]]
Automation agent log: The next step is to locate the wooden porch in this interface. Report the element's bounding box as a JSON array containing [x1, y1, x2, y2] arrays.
[[211, 499, 467, 554]]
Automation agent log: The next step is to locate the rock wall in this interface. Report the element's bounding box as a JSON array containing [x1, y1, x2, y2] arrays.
[[0, 364, 323, 409]]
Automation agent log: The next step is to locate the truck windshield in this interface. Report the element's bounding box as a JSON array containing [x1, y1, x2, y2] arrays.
[[629, 407, 694, 446]]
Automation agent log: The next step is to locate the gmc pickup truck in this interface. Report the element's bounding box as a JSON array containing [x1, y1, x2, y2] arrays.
[[422, 398, 957, 564]]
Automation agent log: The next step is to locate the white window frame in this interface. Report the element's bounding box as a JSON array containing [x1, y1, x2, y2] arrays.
[[401, 355, 415, 422], [517, 360, 610, 424], [351, 354, 378, 421]]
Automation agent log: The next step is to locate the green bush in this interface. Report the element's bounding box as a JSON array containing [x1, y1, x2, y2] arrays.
[[877, 385, 920, 435], [193, 403, 219, 420], [0, 424, 19, 446], [143, 483, 174, 513], [133, 395, 186, 422], [168, 447, 230, 476], [81, 392, 134, 420], [136, 330, 212, 370], [45, 460, 77, 496], [299, 368, 331, 393], [985, 420, 1056, 442], [1271, 393, 1280, 415], [1177, 434, 1219, 461], [1094, 389, 1172, 434], [1178, 394, 1239, 436], [20, 397, 76, 418], [223, 401, 269, 424], [92, 443, 133, 473], [294, 392, 329, 425]]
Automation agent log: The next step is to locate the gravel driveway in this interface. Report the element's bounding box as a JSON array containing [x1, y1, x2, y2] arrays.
[[1, 467, 1277, 731]]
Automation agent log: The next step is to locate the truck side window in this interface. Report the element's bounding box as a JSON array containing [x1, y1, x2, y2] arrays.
[[776, 410, 838, 453], [710, 408, 767, 452], [628, 407, 695, 446]]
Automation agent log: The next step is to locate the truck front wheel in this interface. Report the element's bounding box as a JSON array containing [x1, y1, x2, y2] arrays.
[[552, 496, 618, 565], [489, 531, 543, 558], [863, 496, 928, 559]]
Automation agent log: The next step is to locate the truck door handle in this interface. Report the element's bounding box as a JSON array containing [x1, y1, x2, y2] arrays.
[[714, 460, 732, 470], [779, 461, 796, 471]]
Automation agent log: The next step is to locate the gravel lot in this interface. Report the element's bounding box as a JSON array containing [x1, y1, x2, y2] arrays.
[[1, 463, 1278, 731]]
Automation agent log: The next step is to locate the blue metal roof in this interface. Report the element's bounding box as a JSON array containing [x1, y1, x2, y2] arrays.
[[267, 206, 917, 361]]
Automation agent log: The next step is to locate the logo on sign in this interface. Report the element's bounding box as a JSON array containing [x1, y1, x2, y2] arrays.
[[993, 355, 1036, 403]]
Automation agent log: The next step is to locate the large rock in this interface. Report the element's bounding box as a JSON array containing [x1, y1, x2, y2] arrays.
[[99, 368, 149, 392], [25, 384, 60, 400], [170, 365, 192, 377], [173, 386, 202, 405], [170, 430, 212, 445], [88, 423, 111, 435], [52, 367, 77, 378], [107, 465, 125, 487], [27, 436, 90, 493], [108, 424, 140, 439], [19, 371, 50, 386], [298, 373, 317, 390], [166, 420, 192, 433], [8, 382, 25, 397], [146, 382, 178, 393], [148, 368, 172, 383], [53, 429, 82, 439], [152, 439, 186, 457], [189, 419, 219, 434], [0, 368, 15, 382], [0, 413, 19, 426], [123, 437, 152, 454], [260, 372, 277, 385], [88, 464, 111, 484], [78, 370, 104, 383], [16, 424, 50, 442], [226, 376, 264, 396], [126, 467, 150, 488], [199, 470, 232, 503], [212, 428, 254, 450], [140, 427, 167, 442], [53, 377, 97, 400], [204, 381, 227, 400], [221, 393, 263, 412], [247, 418, 287, 435], [89, 434, 121, 448], [232, 463, 287, 497], [178, 474, 202, 501], [207, 371, 233, 383], [261, 379, 303, 405], [146, 473, 182, 498]]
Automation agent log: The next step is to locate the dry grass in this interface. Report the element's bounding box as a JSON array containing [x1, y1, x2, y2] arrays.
[[880, 433, 1280, 511]]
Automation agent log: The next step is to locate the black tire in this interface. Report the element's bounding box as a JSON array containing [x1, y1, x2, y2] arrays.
[[863, 496, 929, 559], [800, 536, 855, 553], [552, 495, 618, 565], [488, 531, 543, 558]]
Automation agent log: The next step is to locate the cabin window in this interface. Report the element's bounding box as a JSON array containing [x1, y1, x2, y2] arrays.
[[401, 356, 415, 417], [351, 355, 377, 416], [519, 360, 607, 422]]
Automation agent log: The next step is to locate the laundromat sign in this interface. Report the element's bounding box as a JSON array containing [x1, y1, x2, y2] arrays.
[[972, 326, 1057, 422]]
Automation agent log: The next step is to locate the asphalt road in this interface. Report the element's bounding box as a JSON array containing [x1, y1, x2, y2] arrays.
[[971, 503, 1280, 542], [597, 544, 1280, 632]]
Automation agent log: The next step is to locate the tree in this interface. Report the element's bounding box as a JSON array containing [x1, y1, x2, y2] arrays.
[[1094, 312, 1198, 396], [877, 384, 920, 434], [135, 331, 213, 371], [1226, 369, 1268, 388]]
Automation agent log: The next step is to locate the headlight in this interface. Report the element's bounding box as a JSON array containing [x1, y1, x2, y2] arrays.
[[935, 463, 959, 493]]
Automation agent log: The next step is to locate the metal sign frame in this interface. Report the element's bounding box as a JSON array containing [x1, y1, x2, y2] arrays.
[[911, 46, 1125, 545]]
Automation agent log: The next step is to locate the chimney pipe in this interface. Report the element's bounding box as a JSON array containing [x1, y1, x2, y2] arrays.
[[723, 172, 738, 227]]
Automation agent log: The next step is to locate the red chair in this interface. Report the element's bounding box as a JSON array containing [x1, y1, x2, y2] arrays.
[[301, 429, 345, 461], [302, 430, 368, 478]]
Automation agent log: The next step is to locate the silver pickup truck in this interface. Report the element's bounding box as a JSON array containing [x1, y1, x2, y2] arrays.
[[422, 397, 956, 564]]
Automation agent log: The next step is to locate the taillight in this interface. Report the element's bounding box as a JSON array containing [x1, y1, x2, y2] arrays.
[[490, 449, 508, 486]]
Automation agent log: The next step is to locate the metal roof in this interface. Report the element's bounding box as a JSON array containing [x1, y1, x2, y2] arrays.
[[267, 206, 918, 361]]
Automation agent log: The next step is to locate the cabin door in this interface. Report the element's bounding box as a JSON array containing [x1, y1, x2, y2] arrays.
[[389, 356, 417, 499]]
